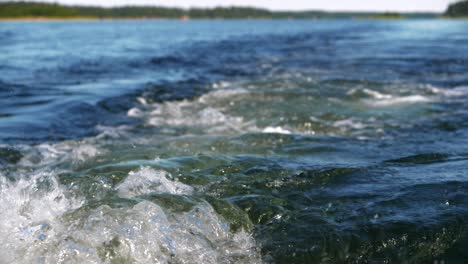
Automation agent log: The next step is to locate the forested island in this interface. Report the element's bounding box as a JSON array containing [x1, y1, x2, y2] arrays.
[[445, 0, 468, 17], [0, 1, 440, 20]]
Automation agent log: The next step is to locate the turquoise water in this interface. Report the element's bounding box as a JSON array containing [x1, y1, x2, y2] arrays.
[[0, 20, 468, 263]]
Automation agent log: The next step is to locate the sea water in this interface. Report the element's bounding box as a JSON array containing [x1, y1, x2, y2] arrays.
[[1, 19, 468, 263]]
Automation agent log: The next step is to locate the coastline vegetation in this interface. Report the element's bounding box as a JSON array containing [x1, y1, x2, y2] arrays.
[[367, 12, 404, 19], [0, 2, 440, 20], [444, 0, 468, 17]]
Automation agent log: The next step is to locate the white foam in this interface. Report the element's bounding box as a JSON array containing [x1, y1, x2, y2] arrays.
[[198, 107, 229, 125], [3, 195, 259, 264], [96, 124, 130, 139], [430, 85, 468, 97], [0, 171, 83, 263], [128, 86, 257, 135], [333, 119, 366, 129], [116, 167, 193, 198], [363, 89, 393, 100], [0, 167, 259, 263], [360, 85, 468, 108], [366, 95, 431, 107], [20, 141, 102, 167], [71, 144, 100, 163], [136, 96, 149, 106], [49, 201, 260, 264], [145, 100, 247, 132], [127, 107, 143, 117], [197, 88, 248, 102], [211, 81, 232, 89], [262, 126, 292, 134]]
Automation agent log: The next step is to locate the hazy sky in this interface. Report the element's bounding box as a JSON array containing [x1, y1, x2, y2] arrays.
[[34, 0, 457, 12]]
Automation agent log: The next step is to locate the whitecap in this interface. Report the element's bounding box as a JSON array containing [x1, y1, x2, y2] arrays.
[[431, 85, 468, 97], [262, 126, 292, 134], [211, 81, 231, 89], [127, 107, 143, 117], [366, 95, 431, 107], [363, 88, 393, 100]]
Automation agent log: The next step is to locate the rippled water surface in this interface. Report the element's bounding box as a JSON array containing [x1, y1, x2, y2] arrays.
[[1, 20, 468, 263]]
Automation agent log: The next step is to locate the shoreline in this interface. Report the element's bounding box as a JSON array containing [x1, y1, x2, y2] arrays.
[[0, 17, 457, 22], [0, 17, 97, 21], [1, 16, 467, 22], [0, 17, 171, 22]]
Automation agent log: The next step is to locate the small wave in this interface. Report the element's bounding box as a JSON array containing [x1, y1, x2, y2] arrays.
[[365, 94, 432, 107], [386, 153, 450, 165], [358, 85, 468, 113], [145, 105, 244, 130], [116, 167, 193, 198], [129, 86, 256, 134], [95, 124, 131, 139], [333, 119, 366, 129], [0, 172, 259, 263], [0, 155, 260, 263], [362, 88, 393, 100], [48, 201, 260, 264], [150, 54, 187, 66], [0, 171, 83, 263], [127, 107, 144, 117], [429, 85, 468, 97], [18, 141, 102, 168], [0, 146, 22, 164]]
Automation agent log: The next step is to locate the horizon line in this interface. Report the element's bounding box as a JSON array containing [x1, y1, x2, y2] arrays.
[[4, 1, 445, 14]]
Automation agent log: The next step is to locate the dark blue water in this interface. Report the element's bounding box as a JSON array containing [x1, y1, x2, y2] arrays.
[[0, 20, 468, 263]]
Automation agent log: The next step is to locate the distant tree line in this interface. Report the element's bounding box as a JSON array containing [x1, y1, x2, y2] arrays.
[[0, 2, 80, 17], [0, 1, 440, 19], [445, 0, 468, 17], [0, 2, 272, 18]]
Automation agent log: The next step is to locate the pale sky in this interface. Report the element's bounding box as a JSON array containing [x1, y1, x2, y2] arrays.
[[32, 0, 457, 12]]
